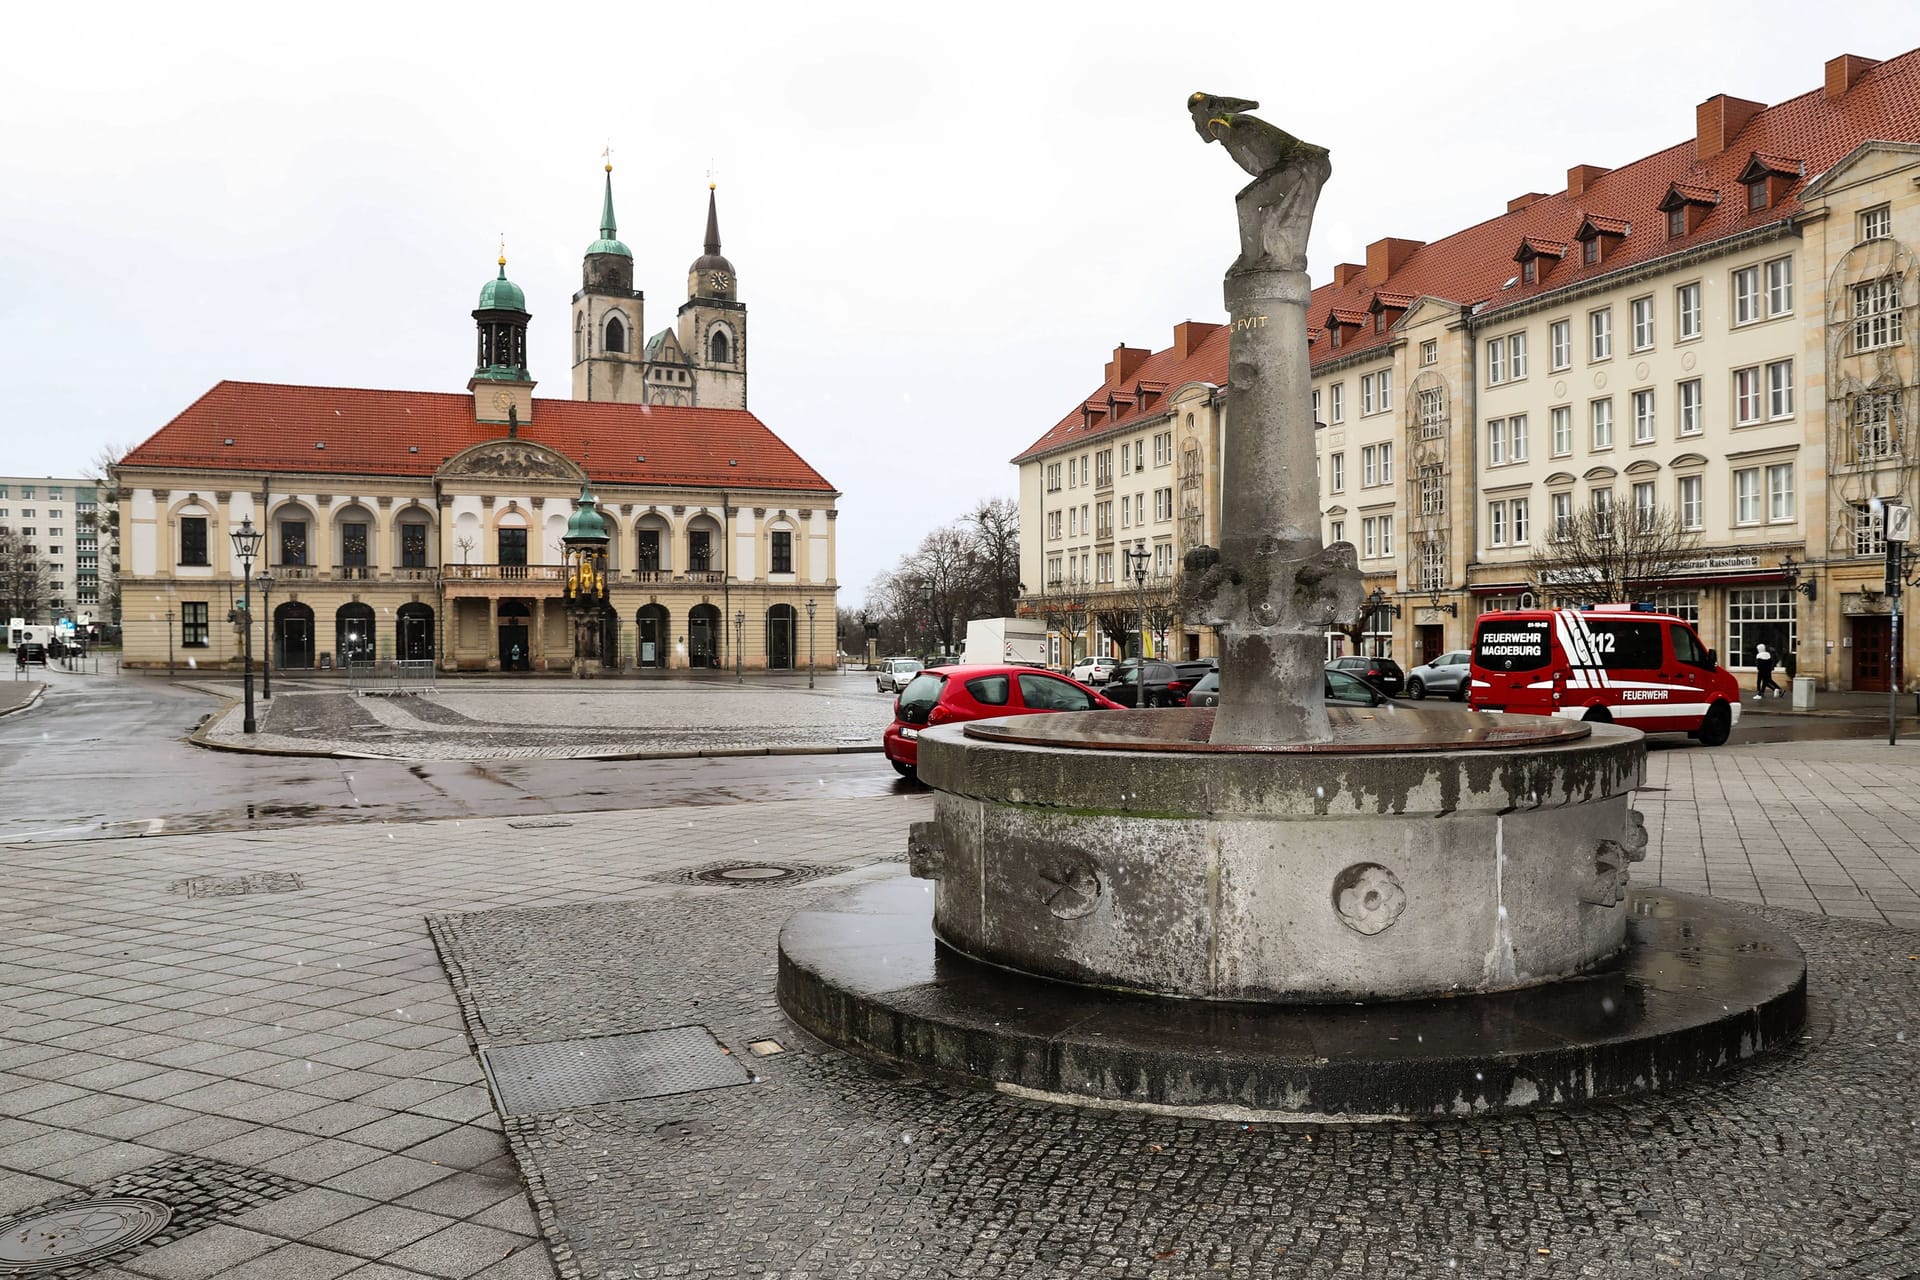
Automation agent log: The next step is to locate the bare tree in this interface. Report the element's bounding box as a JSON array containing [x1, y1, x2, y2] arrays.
[[1524, 504, 1699, 607], [966, 497, 1022, 617], [0, 526, 51, 623], [456, 535, 478, 565]]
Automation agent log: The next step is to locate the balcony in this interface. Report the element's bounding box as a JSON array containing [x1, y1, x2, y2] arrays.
[[394, 566, 435, 582], [442, 564, 565, 582], [632, 568, 669, 583], [684, 569, 725, 584]]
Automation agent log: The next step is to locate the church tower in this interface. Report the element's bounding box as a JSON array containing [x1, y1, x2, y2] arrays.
[[469, 247, 536, 427], [570, 163, 646, 403], [677, 185, 747, 410]]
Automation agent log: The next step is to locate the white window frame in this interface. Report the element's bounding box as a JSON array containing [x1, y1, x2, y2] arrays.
[[1379, 515, 1393, 557], [1734, 467, 1761, 525], [1509, 414, 1528, 462], [1591, 488, 1615, 536], [1552, 491, 1574, 541], [1860, 205, 1892, 242], [1854, 392, 1900, 462], [1678, 379, 1703, 436], [1488, 501, 1508, 547], [1854, 503, 1886, 557], [1362, 517, 1379, 558], [1632, 481, 1656, 532], [1550, 319, 1571, 371], [1551, 405, 1572, 457], [1487, 419, 1506, 466], [1420, 339, 1438, 366], [1765, 256, 1794, 317], [1331, 452, 1346, 493], [1632, 389, 1657, 443], [1418, 388, 1445, 437], [1853, 277, 1904, 353], [1766, 462, 1795, 524], [1511, 497, 1529, 545], [1630, 296, 1655, 351], [1508, 332, 1528, 380], [1678, 474, 1703, 531], [1590, 397, 1614, 450], [1733, 265, 1762, 325], [1379, 443, 1393, 485], [1766, 359, 1794, 420], [1362, 375, 1377, 416], [1487, 339, 1507, 385], [1378, 369, 1393, 412], [1331, 383, 1345, 424], [1330, 518, 1345, 545], [1676, 282, 1702, 341], [1589, 309, 1612, 361], [1734, 366, 1764, 425]]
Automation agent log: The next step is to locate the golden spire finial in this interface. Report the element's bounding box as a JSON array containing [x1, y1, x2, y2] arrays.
[[602, 142, 613, 173], [497, 233, 506, 269]]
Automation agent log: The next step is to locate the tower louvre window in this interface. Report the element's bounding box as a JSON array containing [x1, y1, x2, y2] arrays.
[[710, 330, 730, 363], [606, 315, 626, 354]]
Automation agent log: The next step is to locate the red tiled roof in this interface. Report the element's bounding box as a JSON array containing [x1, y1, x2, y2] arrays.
[[1745, 151, 1806, 176], [1664, 182, 1721, 206], [1577, 213, 1632, 237], [1012, 324, 1229, 463], [1018, 46, 1920, 465], [120, 381, 836, 493], [1371, 291, 1416, 310], [1516, 236, 1570, 258]]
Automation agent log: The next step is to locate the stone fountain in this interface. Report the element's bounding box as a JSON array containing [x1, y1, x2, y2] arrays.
[[777, 97, 1805, 1120]]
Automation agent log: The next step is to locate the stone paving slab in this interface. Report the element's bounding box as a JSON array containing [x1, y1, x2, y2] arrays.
[[191, 675, 898, 760]]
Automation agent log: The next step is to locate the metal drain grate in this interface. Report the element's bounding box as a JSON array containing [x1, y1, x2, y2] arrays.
[[480, 1026, 749, 1116], [169, 872, 304, 898], [649, 861, 836, 889]]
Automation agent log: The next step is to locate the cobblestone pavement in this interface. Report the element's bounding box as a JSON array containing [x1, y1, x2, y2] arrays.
[[5, 740, 1920, 1278], [194, 674, 897, 760]]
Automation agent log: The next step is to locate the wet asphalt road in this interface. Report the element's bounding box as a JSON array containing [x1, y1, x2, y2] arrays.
[[0, 674, 915, 844], [0, 672, 1896, 845]]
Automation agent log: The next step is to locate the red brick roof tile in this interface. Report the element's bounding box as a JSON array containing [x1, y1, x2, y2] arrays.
[[120, 381, 836, 493]]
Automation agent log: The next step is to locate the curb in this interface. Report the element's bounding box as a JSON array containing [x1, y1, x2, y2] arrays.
[[0, 684, 46, 718]]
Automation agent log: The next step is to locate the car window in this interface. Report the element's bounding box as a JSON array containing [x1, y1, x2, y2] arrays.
[[896, 673, 944, 723], [964, 675, 1010, 706], [1019, 674, 1095, 711], [1192, 672, 1219, 692], [1671, 624, 1710, 668], [1475, 620, 1551, 672], [1325, 669, 1377, 704], [1579, 620, 1663, 669]]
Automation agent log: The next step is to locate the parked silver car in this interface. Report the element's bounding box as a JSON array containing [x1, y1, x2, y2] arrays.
[[876, 657, 924, 693], [1406, 649, 1472, 700]]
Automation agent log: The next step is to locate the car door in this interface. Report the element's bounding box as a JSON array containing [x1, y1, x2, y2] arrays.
[[1017, 672, 1098, 713]]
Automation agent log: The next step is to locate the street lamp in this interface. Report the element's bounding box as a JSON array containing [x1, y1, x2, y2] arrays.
[[735, 608, 745, 684], [229, 517, 264, 734], [255, 571, 275, 699], [1365, 587, 1402, 658], [165, 607, 175, 679], [1425, 585, 1458, 616], [1125, 545, 1150, 659], [1778, 554, 1818, 602], [806, 597, 817, 689]]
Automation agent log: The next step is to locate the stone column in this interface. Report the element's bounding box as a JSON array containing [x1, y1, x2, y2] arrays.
[[487, 596, 499, 671]]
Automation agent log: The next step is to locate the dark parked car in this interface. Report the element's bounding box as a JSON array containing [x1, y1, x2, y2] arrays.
[[1169, 661, 1218, 705], [1406, 649, 1472, 700], [13, 643, 47, 667], [1186, 668, 1387, 709], [1098, 660, 1182, 707], [882, 664, 1122, 777], [1327, 655, 1406, 697]]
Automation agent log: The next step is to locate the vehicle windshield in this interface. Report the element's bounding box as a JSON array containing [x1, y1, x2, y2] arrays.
[[896, 673, 944, 723]]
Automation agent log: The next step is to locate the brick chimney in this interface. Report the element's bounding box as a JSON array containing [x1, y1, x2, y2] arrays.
[[1105, 345, 1149, 386], [1171, 321, 1222, 359], [1364, 238, 1423, 286], [1565, 165, 1612, 198], [1332, 262, 1364, 287], [1826, 54, 1881, 100], [1695, 94, 1765, 161], [1507, 192, 1548, 213]]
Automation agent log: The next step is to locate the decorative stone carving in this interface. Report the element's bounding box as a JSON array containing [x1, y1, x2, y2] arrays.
[[673, 505, 686, 516], [377, 495, 393, 508], [439, 440, 582, 483], [1582, 808, 1651, 907], [1039, 855, 1102, 920], [153, 489, 170, 502], [482, 496, 496, 510], [826, 509, 838, 520], [213, 491, 229, 503], [1332, 863, 1406, 936], [799, 508, 813, 519], [316, 494, 332, 506], [754, 507, 767, 518]]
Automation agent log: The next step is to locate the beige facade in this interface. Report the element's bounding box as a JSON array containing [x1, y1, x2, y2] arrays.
[[1016, 54, 1920, 694]]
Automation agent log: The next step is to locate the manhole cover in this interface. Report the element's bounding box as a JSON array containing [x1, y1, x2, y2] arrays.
[[696, 865, 796, 883], [0, 1197, 172, 1270]]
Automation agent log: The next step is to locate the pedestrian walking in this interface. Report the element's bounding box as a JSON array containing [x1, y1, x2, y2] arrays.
[[1753, 643, 1780, 701]]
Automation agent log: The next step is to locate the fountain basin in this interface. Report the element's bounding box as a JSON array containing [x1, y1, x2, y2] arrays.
[[908, 706, 1645, 1003]]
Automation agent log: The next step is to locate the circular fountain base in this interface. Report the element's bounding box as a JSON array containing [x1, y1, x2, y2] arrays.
[[777, 877, 1807, 1120]]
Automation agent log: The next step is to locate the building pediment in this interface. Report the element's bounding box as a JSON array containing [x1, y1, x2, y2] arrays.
[[437, 439, 584, 484]]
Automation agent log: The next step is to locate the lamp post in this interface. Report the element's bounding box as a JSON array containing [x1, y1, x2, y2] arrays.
[[255, 571, 274, 699], [229, 517, 264, 734], [165, 608, 175, 679], [1125, 545, 1150, 659], [1425, 586, 1458, 617], [1365, 587, 1402, 658], [735, 608, 745, 684], [806, 597, 817, 689]]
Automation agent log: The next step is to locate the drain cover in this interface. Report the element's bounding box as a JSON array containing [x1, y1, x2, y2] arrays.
[[480, 1026, 748, 1116], [697, 864, 796, 883], [0, 1197, 172, 1271]]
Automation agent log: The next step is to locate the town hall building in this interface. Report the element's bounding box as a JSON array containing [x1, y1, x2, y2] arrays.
[[116, 167, 840, 674]]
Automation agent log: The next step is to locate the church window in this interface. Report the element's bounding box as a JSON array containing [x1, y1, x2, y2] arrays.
[[710, 329, 731, 363], [605, 315, 626, 354], [574, 317, 584, 362], [771, 531, 793, 574]]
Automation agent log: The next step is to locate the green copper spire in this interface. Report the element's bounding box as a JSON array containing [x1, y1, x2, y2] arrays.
[[477, 245, 528, 312], [587, 162, 633, 260], [565, 478, 609, 541]]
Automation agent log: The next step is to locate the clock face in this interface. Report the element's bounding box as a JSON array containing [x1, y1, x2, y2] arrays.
[[492, 390, 512, 413], [710, 272, 732, 290]]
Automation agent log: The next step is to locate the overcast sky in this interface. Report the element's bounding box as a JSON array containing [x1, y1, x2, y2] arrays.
[[4, 2, 1912, 605]]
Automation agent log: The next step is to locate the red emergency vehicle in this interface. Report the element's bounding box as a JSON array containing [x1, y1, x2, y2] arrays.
[[1469, 604, 1741, 745]]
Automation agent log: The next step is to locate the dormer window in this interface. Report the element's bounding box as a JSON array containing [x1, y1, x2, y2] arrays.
[[1522, 259, 1536, 284], [1667, 207, 1686, 239], [1574, 215, 1629, 267], [1737, 154, 1802, 216], [1513, 238, 1566, 286], [1583, 239, 1600, 265], [1659, 183, 1718, 240]]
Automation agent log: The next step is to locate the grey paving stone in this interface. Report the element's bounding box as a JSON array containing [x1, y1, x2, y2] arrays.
[[228, 1187, 380, 1239], [123, 1223, 280, 1279], [305, 1203, 461, 1257], [382, 1223, 538, 1279], [205, 1241, 364, 1280], [394, 1172, 525, 1220], [322, 1154, 461, 1201]]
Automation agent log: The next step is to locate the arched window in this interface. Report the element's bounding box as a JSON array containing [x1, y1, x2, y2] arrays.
[[709, 328, 730, 364], [605, 314, 626, 354], [574, 316, 585, 363]]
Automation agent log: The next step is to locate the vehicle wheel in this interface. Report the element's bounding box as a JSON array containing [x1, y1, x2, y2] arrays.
[[1583, 705, 1612, 724], [890, 759, 917, 779], [1697, 701, 1732, 747], [1449, 682, 1468, 702], [1407, 678, 1426, 700]]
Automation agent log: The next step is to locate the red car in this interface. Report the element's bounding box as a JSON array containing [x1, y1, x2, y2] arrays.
[[882, 664, 1122, 778]]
